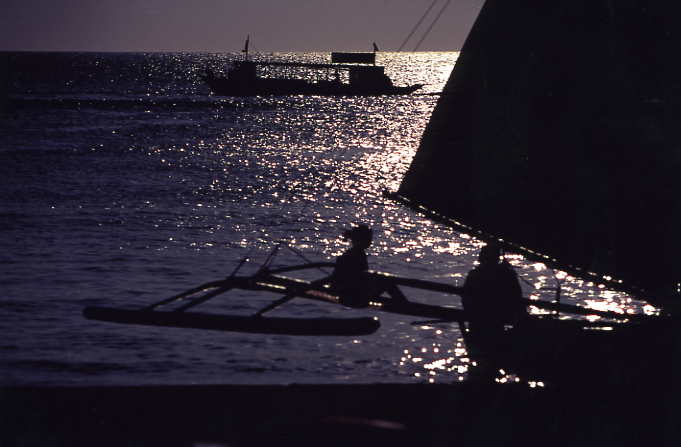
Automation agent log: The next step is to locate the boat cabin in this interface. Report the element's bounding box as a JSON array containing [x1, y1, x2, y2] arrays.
[[348, 65, 392, 89], [226, 52, 391, 88]]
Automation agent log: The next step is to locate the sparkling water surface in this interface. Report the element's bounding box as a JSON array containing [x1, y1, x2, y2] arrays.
[[0, 52, 650, 386]]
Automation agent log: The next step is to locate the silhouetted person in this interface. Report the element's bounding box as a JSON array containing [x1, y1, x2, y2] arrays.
[[329, 224, 407, 307], [462, 242, 524, 324], [461, 241, 525, 379]]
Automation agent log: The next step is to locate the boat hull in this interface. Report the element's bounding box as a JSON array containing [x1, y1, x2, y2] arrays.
[[204, 76, 423, 97]]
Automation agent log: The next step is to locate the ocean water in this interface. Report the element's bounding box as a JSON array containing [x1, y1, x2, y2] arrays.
[[0, 52, 649, 386]]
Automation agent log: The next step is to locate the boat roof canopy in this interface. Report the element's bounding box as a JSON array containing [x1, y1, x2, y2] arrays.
[[239, 60, 384, 72], [331, 52, 376, 64]]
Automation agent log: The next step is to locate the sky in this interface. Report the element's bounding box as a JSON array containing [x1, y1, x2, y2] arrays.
[[1, 0, 484, 52]]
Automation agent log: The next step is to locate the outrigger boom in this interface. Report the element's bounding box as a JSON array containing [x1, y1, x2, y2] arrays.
[[83, 262, 650, 336]]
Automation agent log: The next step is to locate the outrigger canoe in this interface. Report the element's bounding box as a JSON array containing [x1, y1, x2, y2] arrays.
[[83, 262, 650, 336]]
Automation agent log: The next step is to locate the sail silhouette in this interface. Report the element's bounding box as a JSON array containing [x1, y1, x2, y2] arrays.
[[396, 1, 681, 306]]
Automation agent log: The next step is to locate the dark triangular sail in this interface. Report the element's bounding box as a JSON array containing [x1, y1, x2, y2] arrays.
[[397, 0, 681, 302]]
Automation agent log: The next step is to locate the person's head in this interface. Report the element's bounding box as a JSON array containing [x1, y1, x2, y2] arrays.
[[478, 241, 502, 264], [343, 224, 373, 249]]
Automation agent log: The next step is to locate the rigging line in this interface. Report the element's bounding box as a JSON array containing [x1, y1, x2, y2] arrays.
[[285, 245, 331, 274], [258, 243, 282, 273], [377, 0, 439, 68], [413, 0, 452, 52], [227, 255, 250, 278], [397, 0, 440, 52]]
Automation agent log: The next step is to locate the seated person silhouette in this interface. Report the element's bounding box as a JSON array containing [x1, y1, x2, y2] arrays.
[[462, 241, 525, 329], [329, 224, 408, 307], [253, 224, 406, 317]]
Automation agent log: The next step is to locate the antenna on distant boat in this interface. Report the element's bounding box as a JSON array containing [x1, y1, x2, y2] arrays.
[[242, 35, 250, 61]]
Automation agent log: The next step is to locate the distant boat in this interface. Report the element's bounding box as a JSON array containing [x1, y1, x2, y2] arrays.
[[202, 43, 423, 97]]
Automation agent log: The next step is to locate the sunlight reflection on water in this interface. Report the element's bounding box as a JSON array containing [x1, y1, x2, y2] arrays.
[[140, 81, 654, 383], [2, 51, 657, 386]]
